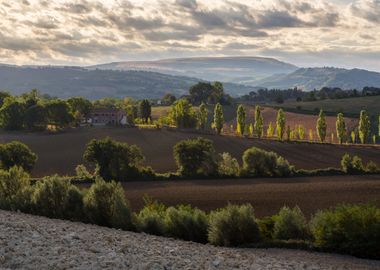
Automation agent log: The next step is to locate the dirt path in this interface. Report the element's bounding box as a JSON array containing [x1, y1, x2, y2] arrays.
[[0, 210, 379, 270]]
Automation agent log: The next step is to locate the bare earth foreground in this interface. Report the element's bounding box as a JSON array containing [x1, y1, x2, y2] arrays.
[[0, 211, 379, 270]]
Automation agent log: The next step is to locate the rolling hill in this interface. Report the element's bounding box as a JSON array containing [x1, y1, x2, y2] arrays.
[[88, 56, 298, 84], [0, 65, 256, 99], [255, 67, 380, 90]]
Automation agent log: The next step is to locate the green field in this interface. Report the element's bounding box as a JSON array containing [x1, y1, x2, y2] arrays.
[[273, 95, 380, 117]]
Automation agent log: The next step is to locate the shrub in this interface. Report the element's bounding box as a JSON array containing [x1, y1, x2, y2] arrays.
[[273, 206, 308, 240], [83, 137, 145, 181], [241, 147, 293, 177], [257, 215, 276, 240], [164, 205, 208, 243], [135, 198, 166, 236], [0, 166, 33, 212], [310, 204, 380, 259], [218, 152, 239, 177], [33, 175, 82, 220], [173, 137, 217, 177], [365, 161, 380, 173], [341, 154, 365, 174], [75, 164, 94, 181], [208, 204, 260, 246], [83, 178, 133, 230], [0, 141, 37, 172]]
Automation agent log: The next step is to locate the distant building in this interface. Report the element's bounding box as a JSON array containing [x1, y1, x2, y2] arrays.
[[90, 108, 127, 125]]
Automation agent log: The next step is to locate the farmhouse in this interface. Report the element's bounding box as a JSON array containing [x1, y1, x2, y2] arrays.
[[90, 108, 127, 125]]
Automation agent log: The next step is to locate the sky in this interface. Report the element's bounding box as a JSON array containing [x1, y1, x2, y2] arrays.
[[1, 0, 380, 71]]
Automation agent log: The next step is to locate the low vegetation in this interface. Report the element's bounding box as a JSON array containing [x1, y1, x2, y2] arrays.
[[0, 168, 378, 259]]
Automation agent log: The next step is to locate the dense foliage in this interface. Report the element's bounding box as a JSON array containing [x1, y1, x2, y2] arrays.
[[83, 137, 145, 181], [0, 141, 37, 172], [173, 137, 217, 177]]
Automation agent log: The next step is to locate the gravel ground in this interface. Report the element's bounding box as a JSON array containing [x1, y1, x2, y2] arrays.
[[0, 210, 379, 270]]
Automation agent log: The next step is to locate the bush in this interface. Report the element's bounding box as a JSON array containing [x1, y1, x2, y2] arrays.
[[257, 215, 276, 240], [218, 152, 239, 177], [0, 166, 33, 212], [0, 141, 37, 172], [241, 147, 293, 177], [83, 178, 133, 230], [365, 161, 380, 174], [341, 154, 365, 174], [173, 137, 217, 177], [135, 198, 167, 236], [273, 206, 308, 240], [310, 204, 380, 259], [75, 164, 94, 181], [83, 137, 145, 181], [33, 175, 82, 220], [164, 205, 208, 243], [208, 204, 260, 246]]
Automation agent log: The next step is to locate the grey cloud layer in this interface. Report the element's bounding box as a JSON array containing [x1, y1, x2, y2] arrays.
[[0, 0, 379, 68]]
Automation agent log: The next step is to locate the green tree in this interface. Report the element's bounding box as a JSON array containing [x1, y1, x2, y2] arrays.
[[248, 123, 254, 137], [0, 141, 37, 172], [276, 109, 286, 140], [358, 110, 371, 144], [45, 100, 74, 127], [162, 93, 176, 105], [198, 102, 208, 130], [67, 97, 93, 122], [0, 91, 10, 108], [0, 97, 25, 130], [139, 99, 152, 123], [173, 137, 217, 176], [24, 104, 47, 130], [254, 105, 264, 138], [83, 138, 144, 181], [297, 125, 305, 140], [213, 103, 224, 134], [168, 99, 197, 128], [316, 109, 327, 142], [236, 105, 246, 135], [336, 113, 347, 144], [267, 122, 274, 137]]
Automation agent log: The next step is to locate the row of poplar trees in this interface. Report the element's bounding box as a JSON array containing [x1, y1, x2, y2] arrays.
[[211, 103, 378, 145]]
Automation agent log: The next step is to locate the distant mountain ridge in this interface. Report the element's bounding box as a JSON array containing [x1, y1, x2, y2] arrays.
[[0, 64, 257, 99], [254, 67, 380, 90], [88, 56, 298, 84]]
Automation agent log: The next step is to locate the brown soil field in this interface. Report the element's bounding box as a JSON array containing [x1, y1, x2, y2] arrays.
[[80, 175, 380, 217], [0, 127, 379, 177]]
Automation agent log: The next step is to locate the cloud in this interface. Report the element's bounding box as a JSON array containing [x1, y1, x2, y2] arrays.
[[350, 0, 380, 23], [0, 0, 378, 71]]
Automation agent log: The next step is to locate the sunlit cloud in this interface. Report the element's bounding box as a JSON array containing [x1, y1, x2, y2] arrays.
[[0, 0, 379, 71]]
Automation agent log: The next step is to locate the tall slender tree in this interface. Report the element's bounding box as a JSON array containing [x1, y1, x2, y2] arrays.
[[213, 103, 224, 135], [336, 113, 347, 144], [267, 122, 274, 138], [236, 105, 246, 135], [139, 99, 151, 123], [198, 102, 208, 130], [359, 110, 371, 144], [254, 105, 264, 138], [316, 109, 327, 142], [276, 109, 286, 140]]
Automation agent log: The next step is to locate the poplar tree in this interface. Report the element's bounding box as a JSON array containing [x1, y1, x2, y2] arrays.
[[336, 113, 347, 144], [198, 102, 208, 130], [276, 109, 286, 140], [267, 122, 274, 138], [213, 103, 224, 135], [316, 109, 327, 142], [358, 110, 370, 144], [254, 105, 264, 138], [236, 105, 246, 135]]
